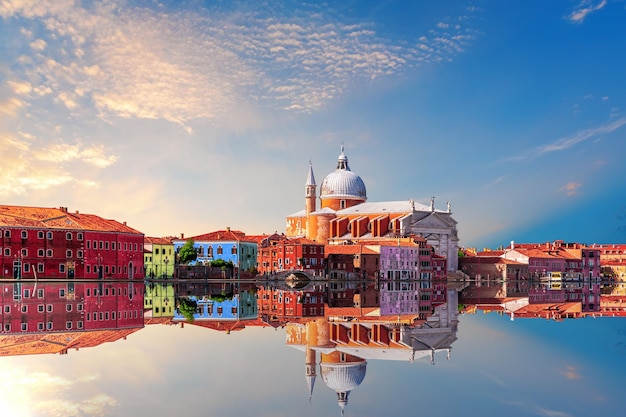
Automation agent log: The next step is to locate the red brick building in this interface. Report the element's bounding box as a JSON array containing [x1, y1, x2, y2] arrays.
[[256, 235, 325, 277], [0, 205, 144, 280]]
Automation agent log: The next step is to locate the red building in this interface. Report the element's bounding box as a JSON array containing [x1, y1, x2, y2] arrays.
[[0, 205, 144, 280], [256, 235, 325, 277]]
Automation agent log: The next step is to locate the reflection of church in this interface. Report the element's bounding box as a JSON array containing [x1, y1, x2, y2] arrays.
[[286, 146, 460, 271], [286, 288, 460, 414]]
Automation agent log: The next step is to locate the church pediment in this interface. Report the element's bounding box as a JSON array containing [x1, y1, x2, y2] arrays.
[[411, 212, 455, 229]]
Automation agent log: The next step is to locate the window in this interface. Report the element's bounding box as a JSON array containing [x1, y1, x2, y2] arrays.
[[23, 289, 30, 298], [112, 242, 116, 250], [47, 305, 53, 312], [23, 263, 30, 273], [134, 243, 137, 251], [105, 241, 109, 250], [59, 288, 65, 297], [77, 250, 83, 258], [66, 321, 72, 330], [87, 240, 91, 249], [21, 248, 27, 257], [47, 322, 53, 330], [87, 265, 91, 274], [21, 323, 27, 331], [66, 250, 72, 258], [21, 230, 27, 239], [59, 264, 65, 273], [77, 321, 83, 329], [155, 248, 159, 255], [38, 305, 44, 312], [208, 246, 213, 257], [4, 230, 9, 238], [38, 322, 44, 331], [66, 304, 72, 312], [38, 231, 44, 239], [99, 241, 103, 249], [37, 289, 43, 298], [66, 232, 72, 240], [78, 304, 83, 311], [21, 305, 27, 313], [3, 248, 9, 256], [4, 324, 10, 332], [77, 233, 83, 240], [37, 263, 44, 273], [217, 246, 223, 255], [47, 231, 53, 240], [231, 246, 237, 255], [38, 249, 44, 257], [46, 249, 52, 257]]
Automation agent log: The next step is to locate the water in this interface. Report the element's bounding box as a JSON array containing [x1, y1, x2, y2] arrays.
[[1, 279, 624, 417]]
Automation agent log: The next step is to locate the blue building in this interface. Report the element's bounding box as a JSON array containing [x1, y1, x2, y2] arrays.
[[173, 228, 258, 272]]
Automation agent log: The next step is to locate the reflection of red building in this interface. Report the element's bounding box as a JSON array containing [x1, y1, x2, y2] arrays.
[[0, 282, 143, 355], [0, 205, 144, 280], [257, 286, 325, 320]]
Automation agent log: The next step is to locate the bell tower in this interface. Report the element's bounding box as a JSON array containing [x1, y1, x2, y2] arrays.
[[305, 160, 317, 216]]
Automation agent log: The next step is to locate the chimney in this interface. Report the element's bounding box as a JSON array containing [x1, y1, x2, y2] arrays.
[[226, 226, 231, 232], [181, 233, 184, 239], [511, 240, 514, 250]]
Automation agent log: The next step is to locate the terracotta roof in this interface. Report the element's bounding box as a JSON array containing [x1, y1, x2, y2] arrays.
[[325, 245, 377, 255], [0, 205, 142, 234], [145, 236, 174, 245], [181, 229, 256, 243]]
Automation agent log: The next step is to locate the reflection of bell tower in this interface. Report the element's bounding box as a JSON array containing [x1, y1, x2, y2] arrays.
[[305, 345, 317, 401]]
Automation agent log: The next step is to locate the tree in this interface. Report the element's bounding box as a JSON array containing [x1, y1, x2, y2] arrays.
[[179, 239, 197, 264]]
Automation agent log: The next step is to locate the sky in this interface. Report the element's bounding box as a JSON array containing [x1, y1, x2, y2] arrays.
[[1, 0, 625, 249]]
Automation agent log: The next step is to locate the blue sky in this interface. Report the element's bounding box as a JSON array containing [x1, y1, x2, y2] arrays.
[[1, 0, 625, 249]]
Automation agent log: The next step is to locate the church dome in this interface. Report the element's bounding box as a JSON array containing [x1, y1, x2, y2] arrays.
[[320, 146, 367, 201]]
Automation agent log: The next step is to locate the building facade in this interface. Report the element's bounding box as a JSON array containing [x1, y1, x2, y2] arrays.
[[173, 228, 258, 273], [0, 205, 144, 280]]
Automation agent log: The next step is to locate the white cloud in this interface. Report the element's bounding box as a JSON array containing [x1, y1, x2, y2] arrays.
[[567, 0, 608, 23], [533, 117, 626, 157], [560, 182, 582, 197], [2, 0, 478, 124]]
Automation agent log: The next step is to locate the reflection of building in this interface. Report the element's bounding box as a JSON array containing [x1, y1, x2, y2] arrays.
[[286, 287, 460, 414], [173, 291, 258, 322], [144, 282, 175, 317], [0, 205, 145, 280], [285, 147, 459, 271], [0, 281, 144, 356]]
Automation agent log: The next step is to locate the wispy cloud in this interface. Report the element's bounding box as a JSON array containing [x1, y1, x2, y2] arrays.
[[506, 117, 626, 163], [559, 365, 582, 380], [533, 117, 626, 157], [560, 182, 582, 197], [1, 0, 478, 123], [567, 0, 608, 23]]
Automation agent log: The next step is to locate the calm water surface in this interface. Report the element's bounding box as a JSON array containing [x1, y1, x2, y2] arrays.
[[1, 279, 624, 417]]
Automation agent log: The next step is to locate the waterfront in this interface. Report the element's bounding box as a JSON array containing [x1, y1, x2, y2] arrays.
[[0, 279, 625, 417]]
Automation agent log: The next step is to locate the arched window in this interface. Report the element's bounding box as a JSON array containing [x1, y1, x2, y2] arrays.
[[231, 246, 237, 255], [217, 246, 223, 255], [208, 246, 213, 257]]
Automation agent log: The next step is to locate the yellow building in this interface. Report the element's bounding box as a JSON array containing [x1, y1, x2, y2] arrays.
[[144, 236, 175, 279]]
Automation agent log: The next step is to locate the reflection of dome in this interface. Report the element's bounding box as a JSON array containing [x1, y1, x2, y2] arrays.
[[320, 362, 366, 392], [320, 146, 367, 201], [320, 358, 367, 415]]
